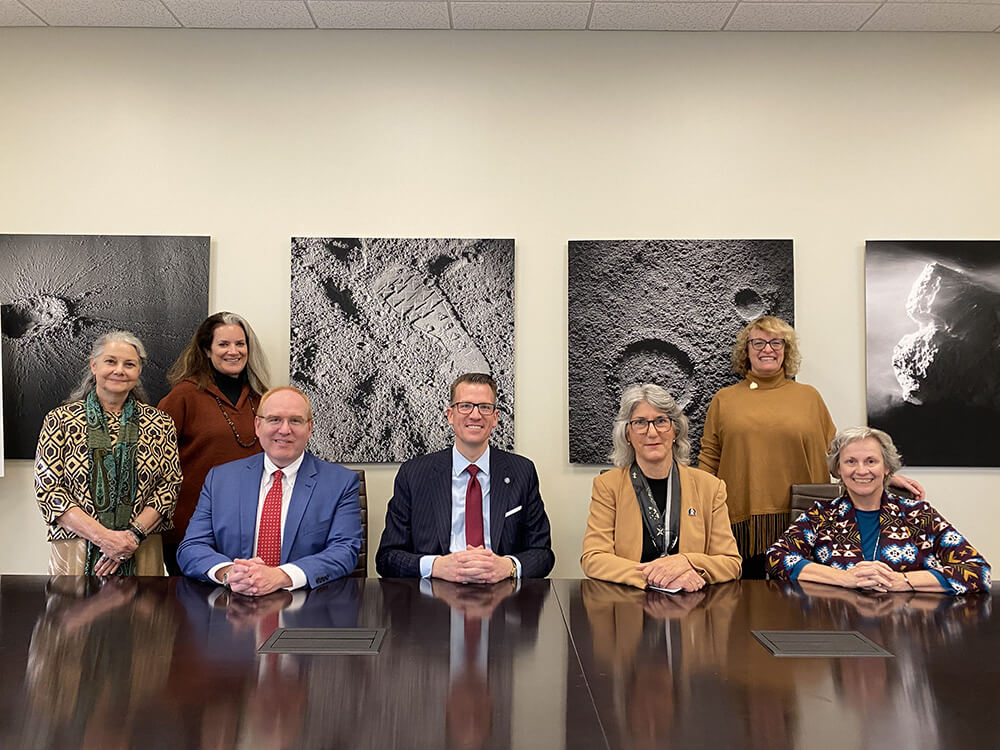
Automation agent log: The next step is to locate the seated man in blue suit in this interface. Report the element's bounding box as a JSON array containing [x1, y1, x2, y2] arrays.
[[178, 386, 361, 595], [376, 373, 554, 583]]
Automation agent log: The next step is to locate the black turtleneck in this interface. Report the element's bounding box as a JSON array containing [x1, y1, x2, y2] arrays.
[[212, 368, 245, 406]]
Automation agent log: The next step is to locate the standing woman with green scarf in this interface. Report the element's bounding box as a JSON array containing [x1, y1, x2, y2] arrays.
[[34, 331, 181, 575]]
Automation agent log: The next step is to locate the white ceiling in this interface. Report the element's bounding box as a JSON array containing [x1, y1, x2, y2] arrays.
[[1, 0, 999, 31]]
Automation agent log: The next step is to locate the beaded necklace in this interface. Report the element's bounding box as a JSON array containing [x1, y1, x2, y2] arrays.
[[213, 394, 258, 449]]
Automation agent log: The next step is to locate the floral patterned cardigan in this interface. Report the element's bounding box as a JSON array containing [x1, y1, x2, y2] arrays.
[[765, 491, 991, 595]]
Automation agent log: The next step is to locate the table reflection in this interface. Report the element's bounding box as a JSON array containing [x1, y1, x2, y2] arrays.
[[567, 578, 993, 750]]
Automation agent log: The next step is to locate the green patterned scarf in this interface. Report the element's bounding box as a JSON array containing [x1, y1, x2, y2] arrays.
[[84, 388, 141, 576]]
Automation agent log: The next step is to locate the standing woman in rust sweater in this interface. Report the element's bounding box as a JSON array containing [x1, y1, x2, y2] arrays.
[[157, 312, 271, 574], [697, 316, 923, 579]]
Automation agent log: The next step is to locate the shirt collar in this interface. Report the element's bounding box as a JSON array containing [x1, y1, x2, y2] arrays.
[[264, 451, 305, 481], [452, 443, 490, 478]]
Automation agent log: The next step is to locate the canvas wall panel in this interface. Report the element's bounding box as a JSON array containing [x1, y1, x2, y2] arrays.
[[290, 237, 515, 463], [569, 239, 794, 464]]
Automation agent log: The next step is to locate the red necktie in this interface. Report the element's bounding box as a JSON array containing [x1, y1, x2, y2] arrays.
[[257, 469, 283, 566], [465, 465, 484, 548]]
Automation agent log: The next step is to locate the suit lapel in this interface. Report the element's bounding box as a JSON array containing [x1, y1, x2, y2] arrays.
[[489, 448, 508, 552], [432, 450, 453, 554], [282, 453, 317, 563], [240, 456, 264, 558]]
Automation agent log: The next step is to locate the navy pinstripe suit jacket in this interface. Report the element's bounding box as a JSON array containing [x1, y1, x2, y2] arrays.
[[375, 447, 555, 578]]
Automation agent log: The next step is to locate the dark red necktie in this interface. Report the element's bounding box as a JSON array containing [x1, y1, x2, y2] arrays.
[[257, 469, 283, 566], [465, 465, 484, 548]]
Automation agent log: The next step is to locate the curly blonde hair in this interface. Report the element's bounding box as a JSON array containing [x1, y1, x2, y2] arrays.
[[731, 315, 801, 378]]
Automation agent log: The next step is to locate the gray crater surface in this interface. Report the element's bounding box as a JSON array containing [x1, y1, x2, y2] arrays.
[[569, 239, 794, 464]]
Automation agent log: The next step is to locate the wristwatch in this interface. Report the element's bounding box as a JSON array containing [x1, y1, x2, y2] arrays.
[[508, 558, 517, 580]]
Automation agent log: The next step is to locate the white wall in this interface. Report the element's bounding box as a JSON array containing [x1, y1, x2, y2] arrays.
[[1, 29, 998, 577]]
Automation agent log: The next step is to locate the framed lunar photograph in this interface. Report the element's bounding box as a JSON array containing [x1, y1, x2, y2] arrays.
[[1, 234, 210, 460], [569, 239, 794, 464], [290, 237, 515, 463], [866, 240, 1000, 467]]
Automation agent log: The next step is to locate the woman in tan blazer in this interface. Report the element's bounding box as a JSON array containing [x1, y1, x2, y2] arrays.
[[581, 383, 741, 590]]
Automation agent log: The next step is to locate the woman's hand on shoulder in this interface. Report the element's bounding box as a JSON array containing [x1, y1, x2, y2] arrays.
[[889, 473, 925, 501]]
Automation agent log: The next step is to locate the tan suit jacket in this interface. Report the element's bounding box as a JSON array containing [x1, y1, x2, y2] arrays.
[[581, 464, 742, 589]]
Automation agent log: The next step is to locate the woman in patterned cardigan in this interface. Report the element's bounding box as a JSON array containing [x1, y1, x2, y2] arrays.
[[34, 331, 181, 576], [766, 427, 990, 595]]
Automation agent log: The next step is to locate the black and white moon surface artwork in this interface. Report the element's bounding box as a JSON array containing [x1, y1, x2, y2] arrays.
[[290, 237, 515, 463], [866, 240, 1000, 467], [569, 239, 794, 464], [0, 234, 210, 459]]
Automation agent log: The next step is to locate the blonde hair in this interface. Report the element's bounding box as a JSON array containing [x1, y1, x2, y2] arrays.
[[259, 386, 313, 422], [731, 315, 801, 378]]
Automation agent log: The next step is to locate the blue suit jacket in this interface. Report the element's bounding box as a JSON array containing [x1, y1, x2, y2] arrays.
[[177, 451, 361, 588], [375, 447, 555, 578]]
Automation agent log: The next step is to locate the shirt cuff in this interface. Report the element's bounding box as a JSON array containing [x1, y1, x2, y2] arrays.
[[208, 561, 232, 584], [788, 558, 809, 581], [506, 555, 522, 579], [420, 555, 438, 578], [280, 563, 307, 591]]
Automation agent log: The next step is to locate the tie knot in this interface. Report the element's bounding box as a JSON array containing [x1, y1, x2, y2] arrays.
[[466, 465, 480, 479], [272, 469, 283, 482]]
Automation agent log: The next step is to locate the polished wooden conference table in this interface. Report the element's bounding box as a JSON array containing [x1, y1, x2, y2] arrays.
[[0, 575, 995, 749]]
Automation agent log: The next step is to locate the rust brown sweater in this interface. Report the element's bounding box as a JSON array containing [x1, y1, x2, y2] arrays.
[[157, 378, 262, 545]]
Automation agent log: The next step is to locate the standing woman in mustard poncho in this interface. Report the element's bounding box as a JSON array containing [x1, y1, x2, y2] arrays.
[[697, 316, 923, 579]]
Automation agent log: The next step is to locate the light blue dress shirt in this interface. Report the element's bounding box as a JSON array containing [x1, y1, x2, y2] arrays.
[[419, 445, 522, 578]]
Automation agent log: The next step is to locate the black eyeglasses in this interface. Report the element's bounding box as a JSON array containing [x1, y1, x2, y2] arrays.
[[626, 417, 672, 433], [748, 338, 785, 352], [451, 402, 497, 416]]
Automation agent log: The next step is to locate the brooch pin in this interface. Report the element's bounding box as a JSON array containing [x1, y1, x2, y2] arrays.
[[750, 382, 759, 390], [688, 508, 697, 516]]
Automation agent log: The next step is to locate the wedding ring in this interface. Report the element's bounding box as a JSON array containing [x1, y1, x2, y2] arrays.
[[118, 556, 126, 562]]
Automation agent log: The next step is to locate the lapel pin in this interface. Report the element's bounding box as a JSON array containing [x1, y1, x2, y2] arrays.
[[688, 508, 697, 516], [504, 477, 511, 484]]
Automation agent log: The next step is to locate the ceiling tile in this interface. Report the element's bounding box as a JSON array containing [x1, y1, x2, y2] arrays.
[[164, 1, 315, 28], [452, 1, 590, 28], [0, 0, 45, 25], [309, 1, 450, 28], [22, 0, 180, 26], [591, 2, 734, 29], [727, 2, 878, 29], [863, 2, 1000, 29]]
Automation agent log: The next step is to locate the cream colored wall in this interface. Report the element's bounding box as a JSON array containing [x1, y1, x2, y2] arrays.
[[1, 29, 998, 578]]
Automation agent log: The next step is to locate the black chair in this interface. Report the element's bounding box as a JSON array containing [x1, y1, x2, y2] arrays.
[[790, 483, 914, 514], [351, 469, 368, 578]]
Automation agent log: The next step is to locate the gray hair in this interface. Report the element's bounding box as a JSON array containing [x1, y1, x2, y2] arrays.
[[609, 383, 691, 468], [66, 330, 150, 403], [826, 426, 902, 490]]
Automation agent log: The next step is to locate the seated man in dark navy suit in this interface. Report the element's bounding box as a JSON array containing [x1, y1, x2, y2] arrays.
[[376, 373, 554, 583], [178, 386, 361, 595]]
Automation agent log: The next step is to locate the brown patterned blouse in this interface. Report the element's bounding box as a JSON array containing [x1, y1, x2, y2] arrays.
[[34, 400, 181, 542]]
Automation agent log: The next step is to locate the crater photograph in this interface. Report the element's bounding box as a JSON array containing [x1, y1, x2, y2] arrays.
[[0, 234, 209, 459], [866, 240, 1000, 467], [290, 237, 515, 463], [569, 239, 794, 464]]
